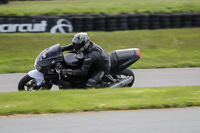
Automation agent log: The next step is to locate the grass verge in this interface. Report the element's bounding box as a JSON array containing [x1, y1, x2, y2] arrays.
[[0, 0, 200, 16], [0, 86, 200, 116], [0, 28, 200, 73]]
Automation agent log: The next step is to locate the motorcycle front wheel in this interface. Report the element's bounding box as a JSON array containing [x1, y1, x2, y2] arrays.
[[18, 75, 53, 91]]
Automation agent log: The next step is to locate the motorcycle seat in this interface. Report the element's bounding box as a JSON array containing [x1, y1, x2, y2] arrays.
[[109, 51, 118, 70]]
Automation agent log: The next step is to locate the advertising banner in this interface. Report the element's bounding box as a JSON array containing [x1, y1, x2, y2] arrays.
[[0, 17, 73, 33]]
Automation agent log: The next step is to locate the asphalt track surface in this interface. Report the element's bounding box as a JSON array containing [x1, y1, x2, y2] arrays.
[[0, 67, 200, 92], [0, 68, 200, 133], [0, 107, 200, 133]]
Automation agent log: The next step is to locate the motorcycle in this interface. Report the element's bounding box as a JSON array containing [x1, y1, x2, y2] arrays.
[[18, 44, 141, 91]]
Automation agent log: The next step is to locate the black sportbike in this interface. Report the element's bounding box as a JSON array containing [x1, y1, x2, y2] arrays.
[[18, 44, 141, 91]]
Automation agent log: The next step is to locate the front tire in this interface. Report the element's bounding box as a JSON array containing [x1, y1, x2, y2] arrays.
[[18, 74, 52, 91]]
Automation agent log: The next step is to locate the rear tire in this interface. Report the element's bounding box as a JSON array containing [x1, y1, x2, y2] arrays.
[[18, 74, 52, 91], [113, 68, 135, 87]]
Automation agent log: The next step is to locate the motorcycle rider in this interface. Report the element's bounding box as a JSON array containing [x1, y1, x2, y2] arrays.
[[61, 32, 110, 88]]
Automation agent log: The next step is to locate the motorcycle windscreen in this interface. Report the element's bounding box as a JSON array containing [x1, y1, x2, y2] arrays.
[[42, 44, 63, 60], [36, 44, 63, 67]]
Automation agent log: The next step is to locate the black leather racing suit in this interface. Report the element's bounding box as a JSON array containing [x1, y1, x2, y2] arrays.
[[62, 42, 110, 88]]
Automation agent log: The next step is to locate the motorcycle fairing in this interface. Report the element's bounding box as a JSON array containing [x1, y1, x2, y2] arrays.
[[63, 53, 83, 68], [28, 70, 44, 86]]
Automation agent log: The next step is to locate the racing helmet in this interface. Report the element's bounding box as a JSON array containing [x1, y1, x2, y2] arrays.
[[72, 32, 90, 53]]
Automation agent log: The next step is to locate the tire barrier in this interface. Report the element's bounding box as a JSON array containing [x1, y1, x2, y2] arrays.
[[105, 15, 118, 31], [0, 13, 200, 33], [171, 13, 182, 28], [192, 13, 200, 27], [0, 0, 9, 4], [117, 14, 128, 31], [160, 14, 171, 29], [139, 14, 150, 29], [83, 15, 94, 31], [127, 14, 139, 30], [182, 13, 192, 28], [149, 14, 160, 29], [93, 15, 106, 31]]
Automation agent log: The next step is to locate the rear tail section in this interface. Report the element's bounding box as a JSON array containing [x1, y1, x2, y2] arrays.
[[109, 48, 141, 73], [136, 48, 141, 58]]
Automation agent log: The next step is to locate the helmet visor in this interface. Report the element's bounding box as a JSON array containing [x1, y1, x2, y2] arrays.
[[72, 41, 85, 52]]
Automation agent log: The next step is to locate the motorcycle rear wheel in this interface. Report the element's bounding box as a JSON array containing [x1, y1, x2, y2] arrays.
[[113, 68, 135, 87], [18, 74, 52, 91]]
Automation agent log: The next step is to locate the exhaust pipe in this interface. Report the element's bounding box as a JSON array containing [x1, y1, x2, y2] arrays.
[[109, 76, 133, 88]]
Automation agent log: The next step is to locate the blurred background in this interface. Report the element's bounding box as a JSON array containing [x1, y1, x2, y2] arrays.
[[0, 0, 200, 73]]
